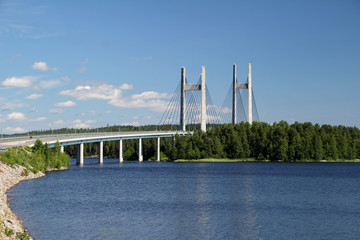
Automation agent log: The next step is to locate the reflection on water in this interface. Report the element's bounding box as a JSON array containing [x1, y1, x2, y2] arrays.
[[195, 164, 210, 238], [9, 161, 360, 240], [241, 165, 260, 239]]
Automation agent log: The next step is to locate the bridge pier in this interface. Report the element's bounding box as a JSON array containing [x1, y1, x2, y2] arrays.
[[60, 145, 64, 153], [157, 137, 160, 161], [232, 64, 237, 126], [200, 66, 206, 132], [180, 66, 207, 132], [119, 139, 123, 163], [248, 63, 252, 124], [99, 141, 103, 164], [76, 143, 84, 165], [139, 138, 143, 162], [232, 63, 253, 125]]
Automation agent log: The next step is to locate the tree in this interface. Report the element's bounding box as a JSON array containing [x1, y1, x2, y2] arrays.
[[328, 135, 339, 160], [313, 135, 324, 160], [32, 139, 44, 154]]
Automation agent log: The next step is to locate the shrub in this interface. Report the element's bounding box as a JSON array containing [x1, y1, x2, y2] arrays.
[[16, 231, 31, 240], [0, 140, 70, 171], [4, 226, 14, 236]]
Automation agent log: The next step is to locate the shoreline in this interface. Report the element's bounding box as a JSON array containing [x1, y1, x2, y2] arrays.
[[174, 158, 360, 163], [0, 162, 66, 240]]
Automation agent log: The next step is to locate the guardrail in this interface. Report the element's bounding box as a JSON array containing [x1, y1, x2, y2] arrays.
[[0, 131, 193, 150]]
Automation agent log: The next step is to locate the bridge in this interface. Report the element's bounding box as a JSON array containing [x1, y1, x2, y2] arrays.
[[159, 63, 259, 130], [0, 131, 188, 164], [0, 63, 259, 164]]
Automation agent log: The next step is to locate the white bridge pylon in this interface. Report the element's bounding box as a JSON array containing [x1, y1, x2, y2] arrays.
[[180, 66, 207, 132], [232, 63, 252, 126]]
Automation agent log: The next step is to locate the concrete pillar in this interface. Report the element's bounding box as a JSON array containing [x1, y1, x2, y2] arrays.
[[99, 141, 103, 164], [180, 67, 186, 131], [76, 145, 79, 164], [232, 64, 237, 126], [139, 138, 143, 162], [77, 143, 84, 165], [60, 145, 64, 153], [201, 66, 206, 132], [248, 63, 252, 124], [119, 139, 123, 163], [157, 137, 160, 161]]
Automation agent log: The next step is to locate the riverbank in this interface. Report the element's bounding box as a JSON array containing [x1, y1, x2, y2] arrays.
[[175, 158, 360, 163], [175, 158, 260, 162], [0, 162, 44, 240]]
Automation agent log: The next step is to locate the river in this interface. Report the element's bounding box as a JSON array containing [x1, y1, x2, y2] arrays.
[[8, 160, 360, 239]]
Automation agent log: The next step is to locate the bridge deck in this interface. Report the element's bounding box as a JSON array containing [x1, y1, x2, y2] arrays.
[[0, 131, 190, 150]]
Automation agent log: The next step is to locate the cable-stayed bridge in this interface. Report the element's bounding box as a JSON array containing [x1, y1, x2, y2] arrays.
[[0, 63, 259, 164], [159, 63, 259, 131]]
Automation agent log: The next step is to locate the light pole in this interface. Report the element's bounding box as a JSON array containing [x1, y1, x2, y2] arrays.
[[1, 108, 12, 138], [27, 109, 37, 137]]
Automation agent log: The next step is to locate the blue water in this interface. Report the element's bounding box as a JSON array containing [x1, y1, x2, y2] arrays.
[[8, 160, 360, 240]]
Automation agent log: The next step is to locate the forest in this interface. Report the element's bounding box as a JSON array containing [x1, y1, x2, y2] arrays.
[[63, 121, 360, 162]]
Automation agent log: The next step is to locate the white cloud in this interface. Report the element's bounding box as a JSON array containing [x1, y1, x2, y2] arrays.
[[0, 100, 25, 109], [119, 83, 133, 90], [60, 83, 170, 112], [73, 123, 89, 128], [5, 127, 25, 133], [121, 121, 140, 126], [54, 120, 65, 125], [30, 116, 47, 122], [32, 61, 59, 72], [32, 61, 48, 71], [71, 119, 90, 128], [108, 98, 169, 112], [55, 100, 76, 107], [2, 76, 35, 88], [7, 112, 25, 121], [49, 108, 64, 114], [59, 84, 123, 100], [85, 119, 96, 124], [26, 93, 43, 99], [131, 91, 170, 100], [81, 58, 88, 64]]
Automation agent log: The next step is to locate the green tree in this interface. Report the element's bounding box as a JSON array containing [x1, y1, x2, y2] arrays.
[[313, 135, 324, 160]]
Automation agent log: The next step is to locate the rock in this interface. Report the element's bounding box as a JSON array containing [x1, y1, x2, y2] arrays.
[[0, 162, 45, 240]]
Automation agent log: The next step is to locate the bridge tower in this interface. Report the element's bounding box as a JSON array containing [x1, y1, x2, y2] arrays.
[[180, 66, 207, 132], [232, 63, 252, 125]]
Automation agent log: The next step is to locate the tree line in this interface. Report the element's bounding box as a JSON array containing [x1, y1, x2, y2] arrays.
[[62, 121, 360, 162], [164, 121, 360, 161]]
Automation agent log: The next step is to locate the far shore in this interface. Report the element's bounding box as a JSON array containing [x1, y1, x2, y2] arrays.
[[174, 158, 360, 163]]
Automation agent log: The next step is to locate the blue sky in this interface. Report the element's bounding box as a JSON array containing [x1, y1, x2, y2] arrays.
[[0, 0, 359, 134]]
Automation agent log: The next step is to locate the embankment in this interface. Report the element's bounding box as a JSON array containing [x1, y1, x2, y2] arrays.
[[0, 162, 44, 240]]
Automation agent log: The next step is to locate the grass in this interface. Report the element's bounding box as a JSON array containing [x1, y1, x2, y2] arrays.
[[175, 158, 261, 162], [175, 158, 360, 163]]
